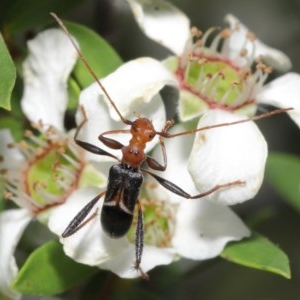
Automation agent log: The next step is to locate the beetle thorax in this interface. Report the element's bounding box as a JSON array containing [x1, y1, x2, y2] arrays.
[[121, 118, 156, 168]]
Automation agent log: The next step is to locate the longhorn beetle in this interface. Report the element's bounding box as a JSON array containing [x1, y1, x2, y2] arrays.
[[51, 13, 292, 279]]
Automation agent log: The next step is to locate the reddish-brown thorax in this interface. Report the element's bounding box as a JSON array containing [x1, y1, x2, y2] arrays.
[[121, 118, 156, 168]]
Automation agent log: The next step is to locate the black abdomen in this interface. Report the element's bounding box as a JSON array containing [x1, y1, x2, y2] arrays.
[[101, 164, 143, 238]]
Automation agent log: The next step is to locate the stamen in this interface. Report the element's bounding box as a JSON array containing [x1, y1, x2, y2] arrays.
[[255, 67, 269, 90], [244, 32, 257, 67], [219, 83, 236, 105], [25, 130, 48, 147], [18, 140, 36, 159], [239, 48, 248, 57], [208, 71, 227, 100], [56, 178, 73, 190], [55, 165, 77, 183], [61, 152, 81, 169], [202, 72, 218, 96], [183, 53, 193, 81], [0, 168, 7, 175], [195, 58, 208, 89], [201, 27, 219, 48], [4, 191, 13, 200], [33, 182, 62, 204], [182, 27, 214, 66], [6, 143, 16, 150], [247, 31, 257, 42], [210, 29, 228, 52], [191, 26, 202, 38]]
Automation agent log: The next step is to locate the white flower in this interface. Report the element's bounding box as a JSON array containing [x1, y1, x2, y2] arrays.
[[75, 56, 177, 163], [21, 28, 78, 132], [45, 0, 292, 278], [48, 2, 283, 280], [47, 15, 253, 277], [1, 22, 179, 292], [127, 0, 300, 203], [144, 121, 254, 260], [0, 209, 31, 300], [0, 29, 106, 300], [49, 187, 177, 278], [127, 0, 299, 121], [6, 2, 295, 284], [48, 42, 182, 279], [0, 127, 103, 300], [48, 121, 251, 279]]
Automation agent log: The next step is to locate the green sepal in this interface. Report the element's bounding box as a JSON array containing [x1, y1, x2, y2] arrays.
[[234, 103, 257, 117], [178, 90, 208, 122], [163, 55, 179, 73]]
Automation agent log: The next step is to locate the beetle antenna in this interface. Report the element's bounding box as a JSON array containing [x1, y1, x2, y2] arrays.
[[50, 12, 132, 125], [158, 107, 293, 138]]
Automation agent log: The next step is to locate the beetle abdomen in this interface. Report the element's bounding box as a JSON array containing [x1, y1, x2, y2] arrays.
[[101, 205, 133, 238], [100, 164, 143, 238]]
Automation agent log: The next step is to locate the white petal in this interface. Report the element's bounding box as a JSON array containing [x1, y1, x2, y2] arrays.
[[257, 72, 300, 127], [127, 0, 190, 55], [0, 129, 24, 168], [76, 88, 125, 162], [48, 187, 130, 266], [91, 57, 177, 120], [21, 28, 78, 131], [77, 57, 176, 161], [225, 14, 292, 72], [145, 124, 198, 205], [100, 245, 175, 278], [173, 200, 250, 260], [188, 109, 267, 205], [0, 209, 32, 300]]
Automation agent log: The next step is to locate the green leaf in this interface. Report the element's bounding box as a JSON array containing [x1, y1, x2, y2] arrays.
[[63, 21, 123, 89], [0, 32, 16, 110], [12, 240, 98, 295], [221, 231, 290, 279], [266, 152, 300, 213], [0, 116, 24, 141], [1, 0, 84, 34]]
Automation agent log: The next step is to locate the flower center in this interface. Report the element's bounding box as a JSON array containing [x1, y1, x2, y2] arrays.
[[1, 125, 105, 216], [165, 26, 273, 121], [127, 195, 176, 248], [24, 133, 81, 211], [179, 58, 244, 107]]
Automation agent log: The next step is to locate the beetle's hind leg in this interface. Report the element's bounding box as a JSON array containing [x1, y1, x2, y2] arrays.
[[132, 200, 149, 280]]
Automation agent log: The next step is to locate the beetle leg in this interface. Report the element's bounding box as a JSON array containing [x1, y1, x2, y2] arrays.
[[142, 169, 245, 199], [146, 120, 175, 171], [133, 200, 149, 280], [62, 191, 105, 237], [98, 129, 130, 149], [74, 106, 120, 161]]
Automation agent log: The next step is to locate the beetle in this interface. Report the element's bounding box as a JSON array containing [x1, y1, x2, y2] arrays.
[[51, 13, 292, 279]]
